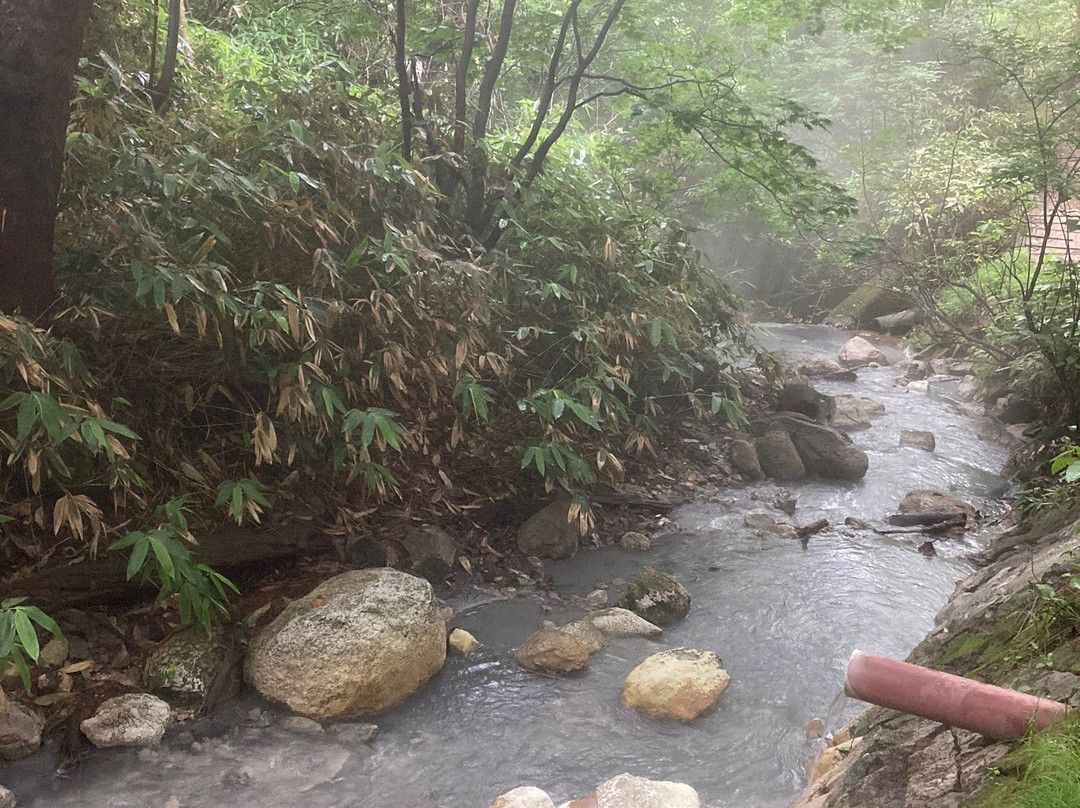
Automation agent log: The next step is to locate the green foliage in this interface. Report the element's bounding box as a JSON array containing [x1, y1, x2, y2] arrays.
[[109, 497, 239, 634], [214, 478, 271, 525], [0, 599, 64, 692]]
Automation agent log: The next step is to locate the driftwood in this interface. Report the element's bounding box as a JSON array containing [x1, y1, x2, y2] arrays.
[[873, 517, 967, 537], [797, 519, 830, 539], [887, 511, 968, 528], [3, 522, 316, 610]]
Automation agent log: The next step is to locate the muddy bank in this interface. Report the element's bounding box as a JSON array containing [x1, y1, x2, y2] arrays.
[[795, 503, 1080, 808]]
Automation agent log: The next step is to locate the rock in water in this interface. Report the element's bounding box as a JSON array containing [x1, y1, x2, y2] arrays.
[[618, 531, 652, 551], [487, 786, 556, 808], [898, 490, 977, 524], [0, 701, 44, 760], [0, 784, 14, 808], [754, 429, 806, 480], [448, 628, 481, 654], [838, 336, 889, 369], [245, 569, 447, 718], [621, 648, 730, 722], [80, 693, 170, 748], [514, 629, 590, 673], [831, 395, 885, 432], [618, 567, 691, 626], [899, 430, 936, 452], [573, 773, 700, 808], [770, 413, 869, 481], [581, 608, 663, 638], [517, 495, 580, 559]]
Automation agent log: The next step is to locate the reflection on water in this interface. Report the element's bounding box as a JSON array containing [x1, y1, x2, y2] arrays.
[[4, 325, 1012, 808]]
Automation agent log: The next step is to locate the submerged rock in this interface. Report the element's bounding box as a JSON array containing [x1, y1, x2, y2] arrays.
[[245, 569, 447, 719], [517, 496, 580, 560], [0, 701, 43, 760], [838, 336, 888, 368], [514, 629, 590, 673], [568, 773, 700, 808], [618, 567, 691, 626], [488, 786, 556, 808], [80, 693, 170, 748], [621, 648, 730, 722]]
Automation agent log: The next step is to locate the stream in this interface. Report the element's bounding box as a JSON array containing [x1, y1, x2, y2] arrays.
[[2, 324, 1013, 808]]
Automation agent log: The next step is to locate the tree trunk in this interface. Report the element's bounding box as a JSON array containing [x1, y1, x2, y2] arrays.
[[0, 0, 93, 320]]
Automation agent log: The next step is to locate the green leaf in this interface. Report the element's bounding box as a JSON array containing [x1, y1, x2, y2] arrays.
[[14, 610, 40, 661], [126, 535, 149, 580], [23, 607, 61, 639], [149, 537, 176, 584]]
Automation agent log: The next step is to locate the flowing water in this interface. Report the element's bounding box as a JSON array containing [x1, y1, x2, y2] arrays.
[[3, 324, 1013, 808]]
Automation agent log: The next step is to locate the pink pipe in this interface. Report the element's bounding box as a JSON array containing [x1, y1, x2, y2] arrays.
[[844, 650, 1067, 740]]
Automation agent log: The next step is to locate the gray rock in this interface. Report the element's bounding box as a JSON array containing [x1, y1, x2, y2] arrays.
[[279, 715, 325, 737], [245, 569, 447, 719], [327, 722, 379, 745], [38, 638, 68, 668], [900, 429, 936, 452], [755, 429, 806, 480], [580, 773, 700, 808], [729, 439, 764, 481], [831, 395, 885, 432], [797, 356, 845, 379], [517, 495, 579, 560], [401, 524, 457, 580], [0, 784, 14, 808], [145, 625, 242, 709], [778, 383, 836, 424], [771, 413, 869, 481], [487, 786, 556, 808], [838, 336, 888, 368], [514, 629, 590, 673], [80, 693, 170, 748], [558, 620, 605, 654], [619, 567, 691, 626], [618, 531, 651, 551], [744, 513, 776, 530], [582, 608, 663, 638], [0, 701, 43, 760], [898, 490, 977, 523]]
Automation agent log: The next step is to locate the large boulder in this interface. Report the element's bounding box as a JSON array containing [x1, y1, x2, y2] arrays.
[[517, 496, 579, 560], [754, 429, 806, 480], [729, 439, 764, 482], [778, 383, 836, 424], [618, 567, 691, 626], [898, 490, 977, 524], [796, 356, 846, 380], [770, 413, 869, 481], [145, 625, 243, 710], [0, 701, 43, 760], [838, 336, 888, 369], [514, 629, 590, 673], [488, 786, 556, 808], [567, 773, 700, 808], [80, 693, 171, 748], [621, 648, 730, 722], [245, 569, 447, 718], [900, 430, 936, 452]]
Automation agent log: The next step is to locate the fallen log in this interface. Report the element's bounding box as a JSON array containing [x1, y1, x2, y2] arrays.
[[3, 522, 316, 609], [887, 511, 967, 528], [797, 518, 829, 539]]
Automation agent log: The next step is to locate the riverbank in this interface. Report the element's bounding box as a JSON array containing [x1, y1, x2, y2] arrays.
[[793, 473, 1080, 808]]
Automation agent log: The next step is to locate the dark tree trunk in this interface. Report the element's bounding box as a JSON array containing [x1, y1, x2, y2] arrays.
[[0, 0, 93, 321]]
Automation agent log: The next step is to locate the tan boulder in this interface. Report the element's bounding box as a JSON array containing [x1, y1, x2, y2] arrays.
[[838, 336, 888, 368], [621, 648, 730, 721], [245, 569, 446, 718], [488, 786, 556, 808], [565, 773, 699, 808], [448, 628, 481, 654], [514, 629, 590, 673]]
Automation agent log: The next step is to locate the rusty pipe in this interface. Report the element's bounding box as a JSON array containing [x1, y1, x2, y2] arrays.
[[844, 650, 1067, 740]]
